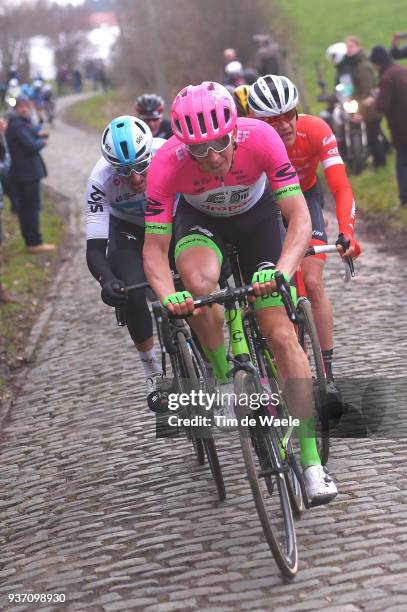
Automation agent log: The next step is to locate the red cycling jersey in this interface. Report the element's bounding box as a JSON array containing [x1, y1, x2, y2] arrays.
[[286, 114, 355, 237]]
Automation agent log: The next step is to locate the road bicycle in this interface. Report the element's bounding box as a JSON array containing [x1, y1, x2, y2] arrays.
[[191, 243, 356, 577], [294, 243, 355, 465], [117, 244, 355, 577], [116, 276, 226, 502]]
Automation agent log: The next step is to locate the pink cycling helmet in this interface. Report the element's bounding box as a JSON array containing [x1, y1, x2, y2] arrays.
[[171, 81, 237, 144]]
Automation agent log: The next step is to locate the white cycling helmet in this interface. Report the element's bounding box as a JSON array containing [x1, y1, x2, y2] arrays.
[[326, 42, 347, 66], [101, 115, 153, 169], [248, 74, 299, 117], [225, 60, 243, 75]]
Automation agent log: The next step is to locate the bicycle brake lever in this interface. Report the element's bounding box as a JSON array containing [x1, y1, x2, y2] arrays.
[[343, 256, 355, 282]]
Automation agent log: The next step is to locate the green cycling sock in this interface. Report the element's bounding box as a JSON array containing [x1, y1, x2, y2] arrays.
[[203, 344, 229, 383], [298, 417, 321, 469]]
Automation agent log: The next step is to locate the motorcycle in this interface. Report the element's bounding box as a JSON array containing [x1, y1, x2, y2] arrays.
[[315, 62, 368, 175]]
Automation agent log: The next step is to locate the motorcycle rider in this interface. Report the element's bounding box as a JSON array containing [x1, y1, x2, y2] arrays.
[[248, 74, 362, 393], [324, 42, 355, 158]]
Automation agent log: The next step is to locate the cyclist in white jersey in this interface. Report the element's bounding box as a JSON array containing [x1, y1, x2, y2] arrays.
[[85, 115, 166, 399]]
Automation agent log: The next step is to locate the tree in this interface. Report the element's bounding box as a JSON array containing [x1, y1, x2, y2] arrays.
[[0, 0, 92, 79], [112, 0, 297, 102]]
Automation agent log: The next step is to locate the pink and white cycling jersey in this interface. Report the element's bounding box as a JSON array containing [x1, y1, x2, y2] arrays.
[[145, 117, 301, 235]]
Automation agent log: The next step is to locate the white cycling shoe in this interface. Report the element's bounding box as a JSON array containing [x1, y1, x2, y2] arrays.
[[303, 465, 338, 506]]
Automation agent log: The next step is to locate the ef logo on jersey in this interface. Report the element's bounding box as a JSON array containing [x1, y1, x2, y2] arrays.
[[236, 129, 250, 143]]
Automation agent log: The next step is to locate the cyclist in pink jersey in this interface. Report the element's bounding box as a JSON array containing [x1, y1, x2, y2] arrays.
[[144, 82, 337, 505]]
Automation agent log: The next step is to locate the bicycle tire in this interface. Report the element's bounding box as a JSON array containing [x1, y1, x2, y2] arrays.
[[176, 332, 226, 501], [255, 343, 304, 518], [297, 298, 329, 465], [267, 374, 304, 518], [234, 369, 298, 578], [175, 332, 205, 465]]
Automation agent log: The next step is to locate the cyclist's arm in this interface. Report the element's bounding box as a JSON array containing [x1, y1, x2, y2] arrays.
[[324, 163, 355, 236], [276, 194, 312, 278], [86, 238, 111, 283], [143, 232, 175, 302], [85, 176, 111, 283]]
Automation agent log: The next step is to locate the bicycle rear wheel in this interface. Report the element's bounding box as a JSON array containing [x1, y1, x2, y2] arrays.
[[235, 369, 298, 578], [176, 331, 226, 501], [297, 298, 329, 465]]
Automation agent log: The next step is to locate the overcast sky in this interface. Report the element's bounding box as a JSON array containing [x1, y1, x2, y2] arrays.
[[54, 0, 85, 5]]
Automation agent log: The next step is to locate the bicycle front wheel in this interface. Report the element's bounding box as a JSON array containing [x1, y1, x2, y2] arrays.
[[235, 369, 298, 579], [176, 331, 225, 501]]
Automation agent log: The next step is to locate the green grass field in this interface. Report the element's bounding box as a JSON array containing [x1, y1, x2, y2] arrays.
[[281, 0, 407, 219], [65, 89, 133, 132], [283, 0, 407, 112], [0, 194, 64, 398]]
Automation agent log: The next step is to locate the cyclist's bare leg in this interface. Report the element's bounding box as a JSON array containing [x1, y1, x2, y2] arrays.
[[176, 246, 224, 351], [256, 306, 314, 421], [301, 257, 333, 351]]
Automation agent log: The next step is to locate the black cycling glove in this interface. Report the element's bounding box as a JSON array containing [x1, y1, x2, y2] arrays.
[[101, 278, 128, 307]]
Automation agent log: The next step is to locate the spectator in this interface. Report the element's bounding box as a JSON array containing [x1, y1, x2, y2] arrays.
[[390, 32, 407, 60], [254, 34, 286, 76], [223, 48, 237, 63], [345, 36, 386, 168], [97, 62, 108, 92], [365, 46, 407, 208], [6, 95, 55, 254], [72, 69, 83, 94], [0, 117, 19, 303], [223, 48, 245, 89], [56, 65, 69, 96]]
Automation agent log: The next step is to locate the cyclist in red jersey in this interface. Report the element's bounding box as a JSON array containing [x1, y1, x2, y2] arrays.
[[248, 75, 362, 393]]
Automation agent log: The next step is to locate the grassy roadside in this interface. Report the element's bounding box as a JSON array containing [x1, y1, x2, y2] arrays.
[[64, 89, 134, 132], [278, 0, 406, 223], [282, 0, 407, 115], [0, 193, 65, 400]]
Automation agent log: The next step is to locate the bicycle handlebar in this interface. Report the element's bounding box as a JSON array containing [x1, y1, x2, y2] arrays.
[[117, 244, 355, 325], [192, 271, 299, 324], [305, 244, 355, 281]]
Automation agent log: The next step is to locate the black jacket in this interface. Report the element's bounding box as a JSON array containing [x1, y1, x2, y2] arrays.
[[390, 45, 407, 60], [6, 114, 47, 183], [375, 62, 407, 148]]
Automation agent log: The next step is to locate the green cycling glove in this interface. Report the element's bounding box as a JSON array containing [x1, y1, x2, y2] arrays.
[[251, 269, 290, 285], [163, 291, 193, 307]]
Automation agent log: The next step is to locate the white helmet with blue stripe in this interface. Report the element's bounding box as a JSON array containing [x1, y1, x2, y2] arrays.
[[100, 115, 153, 169]]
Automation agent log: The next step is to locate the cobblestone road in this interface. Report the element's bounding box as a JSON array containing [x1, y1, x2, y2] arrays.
[[1, 97, 406, 611]]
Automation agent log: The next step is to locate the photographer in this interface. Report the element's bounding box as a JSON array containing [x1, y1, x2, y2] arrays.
[[391, 32, 407, 60]]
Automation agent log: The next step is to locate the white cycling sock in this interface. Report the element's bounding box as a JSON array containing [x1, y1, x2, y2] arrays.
[[139, 348, 162, 377]]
